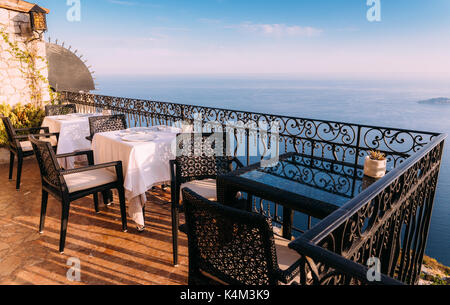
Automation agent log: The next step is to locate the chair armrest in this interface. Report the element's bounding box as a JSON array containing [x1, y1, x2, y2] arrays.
[[60, 161, 121, 176], [15, 127, 50, 134], [276, 258, 302, 285], [16, 133, 59, 140], [57, 150, 94, 165], [57, 150, 93, 159]]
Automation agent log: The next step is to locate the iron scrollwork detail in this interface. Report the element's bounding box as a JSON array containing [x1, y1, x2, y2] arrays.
[[59, 91, 445, 285]]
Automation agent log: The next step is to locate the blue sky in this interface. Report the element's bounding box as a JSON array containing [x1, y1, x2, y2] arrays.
[[37, 0, 450, 80]]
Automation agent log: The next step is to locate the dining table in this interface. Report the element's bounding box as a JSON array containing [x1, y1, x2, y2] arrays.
[[41, 113, 102, 169], [217, 152, 380, 239], [91, 126, 180, 228]]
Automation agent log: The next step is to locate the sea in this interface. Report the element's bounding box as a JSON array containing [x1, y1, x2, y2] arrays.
[[95, 75, 450, 266]]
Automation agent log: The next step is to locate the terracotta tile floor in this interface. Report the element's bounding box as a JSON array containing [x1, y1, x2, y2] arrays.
[[0, 158, 188, 285]]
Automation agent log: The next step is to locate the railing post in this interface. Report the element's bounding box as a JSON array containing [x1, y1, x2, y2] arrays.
[[180, 104, 185, 122], [282, 207, 294, 240]]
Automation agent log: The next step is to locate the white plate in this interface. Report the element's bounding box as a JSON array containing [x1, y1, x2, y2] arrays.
[[121, 134, 157, 142], [55, 116, 72, 120], [67, 113, 88, 117], [126, 127, 153, 133], [150, 125, 181, 133]]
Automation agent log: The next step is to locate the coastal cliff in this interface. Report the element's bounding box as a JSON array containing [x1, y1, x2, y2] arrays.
[[420, 256, 450, 285]]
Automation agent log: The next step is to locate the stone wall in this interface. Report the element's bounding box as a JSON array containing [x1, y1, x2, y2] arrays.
[[0, 7, 50, 107]]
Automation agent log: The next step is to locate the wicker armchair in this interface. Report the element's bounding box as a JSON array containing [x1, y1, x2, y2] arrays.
[[169, 132, 244, 266], [182, 188, 302, 285], [85, 114, 128, 205], [29, 135, 128, 254], [1, 116, 59, 190], [45, 104, 77, 116], [86, 114, 128, 141]]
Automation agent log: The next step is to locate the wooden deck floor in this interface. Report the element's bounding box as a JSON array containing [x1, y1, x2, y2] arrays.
[[0, 158, 188, 285]]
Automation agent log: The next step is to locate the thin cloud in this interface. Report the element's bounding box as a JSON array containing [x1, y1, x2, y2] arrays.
[[228, 22, 323, 37], [108, 0, 137, 6]]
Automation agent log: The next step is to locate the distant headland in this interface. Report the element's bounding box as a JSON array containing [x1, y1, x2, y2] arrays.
[[418, 97, 450, 105]]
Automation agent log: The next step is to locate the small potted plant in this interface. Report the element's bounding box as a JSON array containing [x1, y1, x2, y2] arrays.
[[364, 150, 387, 179]]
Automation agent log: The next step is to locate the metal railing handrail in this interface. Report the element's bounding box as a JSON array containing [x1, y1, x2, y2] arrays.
[[59, 91, 440, 137], [289, 236, 405, 285], [297, 133, 447, 246]]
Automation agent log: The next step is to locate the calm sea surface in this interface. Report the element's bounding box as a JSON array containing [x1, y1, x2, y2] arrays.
[[96, 75, 450, 265]]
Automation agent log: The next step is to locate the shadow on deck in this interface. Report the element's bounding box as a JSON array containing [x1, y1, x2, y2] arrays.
[[0, 158, 188, 285]]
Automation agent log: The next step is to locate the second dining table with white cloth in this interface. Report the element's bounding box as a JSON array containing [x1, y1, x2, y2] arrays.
[[91, 126, 180, 227], [42, 113, 102, 169]]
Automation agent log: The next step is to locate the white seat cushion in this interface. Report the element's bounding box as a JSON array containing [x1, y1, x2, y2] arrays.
[[64, 168, 117, 193], [181, 179, 217, 201], [274, 234, 301, 271], [20, 137, 58, 152]]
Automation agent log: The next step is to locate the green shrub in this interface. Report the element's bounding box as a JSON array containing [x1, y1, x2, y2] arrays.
[[0, 102, 45, 146]]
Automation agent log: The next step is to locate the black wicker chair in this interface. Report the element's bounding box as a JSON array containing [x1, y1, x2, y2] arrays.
[[29, 135, 128, 254], [1, 116, 59, 190], [45, 104, 77, 116], [182, 188, 301, 285], [86, 114, 128, 142], [85, 114, 128, 205], [169, 132, 244, 266]]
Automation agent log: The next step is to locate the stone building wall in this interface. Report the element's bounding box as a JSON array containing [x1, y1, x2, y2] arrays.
[[0, 6, 50, 107]]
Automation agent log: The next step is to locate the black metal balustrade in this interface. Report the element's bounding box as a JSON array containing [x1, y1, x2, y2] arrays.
[[58, 90, 446, 285]]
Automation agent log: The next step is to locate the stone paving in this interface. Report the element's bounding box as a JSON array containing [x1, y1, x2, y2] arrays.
[[0, 158, 188, 285]]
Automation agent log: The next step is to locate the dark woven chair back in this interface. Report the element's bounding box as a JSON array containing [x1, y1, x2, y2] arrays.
[[45, 104, 77, 116], [175, 133, 233, 183], [29, 135, 63, 190], [88, 114, 127, 138], [1, 116, 17, 148], [183, 188, 279, 285]]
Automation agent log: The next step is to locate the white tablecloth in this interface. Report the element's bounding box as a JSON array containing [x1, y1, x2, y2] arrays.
[[92, 129, 178, 226], [42, 114, 100, 169]]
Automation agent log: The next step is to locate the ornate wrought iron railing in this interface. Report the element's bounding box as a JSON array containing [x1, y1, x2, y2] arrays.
[[59, 91, 446, 285], [290, 134, 446, 285]]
